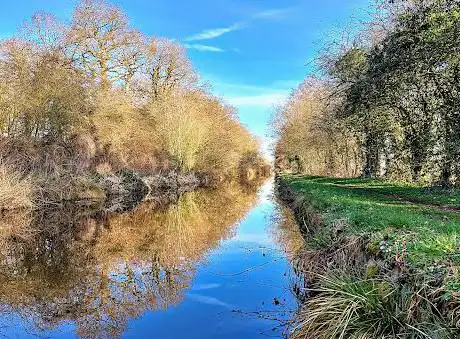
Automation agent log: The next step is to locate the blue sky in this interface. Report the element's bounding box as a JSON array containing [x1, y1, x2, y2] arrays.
[[0, 0, 372, 153]]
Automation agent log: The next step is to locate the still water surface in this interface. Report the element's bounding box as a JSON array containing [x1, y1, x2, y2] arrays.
[[0, 179, 305, 338]]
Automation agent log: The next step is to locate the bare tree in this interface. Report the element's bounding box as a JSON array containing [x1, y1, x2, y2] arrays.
[[67, 0, 141, 89], [140, 38, 198, 99], [21, 12, 68, 53]]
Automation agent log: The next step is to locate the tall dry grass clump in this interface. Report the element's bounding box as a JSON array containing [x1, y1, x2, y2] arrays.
[[0, 163, 35, 210], [291, 272, 453, 339]]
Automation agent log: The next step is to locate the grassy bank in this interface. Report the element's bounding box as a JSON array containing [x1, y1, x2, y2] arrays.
[[278, 174, 460, 338]]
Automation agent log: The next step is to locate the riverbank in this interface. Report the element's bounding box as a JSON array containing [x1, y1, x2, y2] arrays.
[[1, 158, 271, 213], [277, 174, 460, 338], [0, 165, 211, 211]]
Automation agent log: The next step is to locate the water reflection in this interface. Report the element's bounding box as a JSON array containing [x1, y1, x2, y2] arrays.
[[0, 182, 260, 338], [269, 198, 309, 308], [270, 202, 305, 261]]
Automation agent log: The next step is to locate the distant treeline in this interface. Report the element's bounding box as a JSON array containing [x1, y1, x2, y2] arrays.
[[0, 0, 268, 209], [274, 0, 460, 187]]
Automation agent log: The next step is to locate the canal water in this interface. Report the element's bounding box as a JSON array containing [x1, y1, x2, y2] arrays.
[[0, 179, 305, 338]]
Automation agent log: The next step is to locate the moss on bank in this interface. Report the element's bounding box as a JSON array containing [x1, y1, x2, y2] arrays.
[[278, 174, 460, 338]]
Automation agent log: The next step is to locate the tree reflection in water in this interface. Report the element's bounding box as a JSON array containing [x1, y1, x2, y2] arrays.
[[270, 200, 309, 306], [0, 182, 261, 338]]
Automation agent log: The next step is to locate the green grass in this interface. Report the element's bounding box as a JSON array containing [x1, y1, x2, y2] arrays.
[[282, 174, 460, 337], [281, 174, 460, 267]]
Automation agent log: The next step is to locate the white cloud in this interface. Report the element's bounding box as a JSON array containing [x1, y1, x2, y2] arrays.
[[202, 76, 295, 108], [185, 22, 245, 42], [184, 44, 225, 52], [184, 7, 291, 42], [225, 92, 289, 108]]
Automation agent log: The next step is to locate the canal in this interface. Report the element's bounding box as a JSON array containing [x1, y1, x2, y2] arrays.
[[0, 179, 305, 338]]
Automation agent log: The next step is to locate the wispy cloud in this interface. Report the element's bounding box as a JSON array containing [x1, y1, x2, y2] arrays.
[[185, 23, 245, 42], [184, 44, 225, 52], [202, 76, 294, 108], [185, 7, 291, 42], [252, 8, 292, 20]]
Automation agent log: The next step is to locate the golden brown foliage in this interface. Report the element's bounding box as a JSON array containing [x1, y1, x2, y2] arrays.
[[273, 77, 361, 177], [0, 0, 266, 205]]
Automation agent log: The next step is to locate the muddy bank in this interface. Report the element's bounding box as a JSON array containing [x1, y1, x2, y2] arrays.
[[89, 170, 210, 212]]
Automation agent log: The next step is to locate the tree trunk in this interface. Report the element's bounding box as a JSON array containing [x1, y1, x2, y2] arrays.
[[440, 162, 452, 187]]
